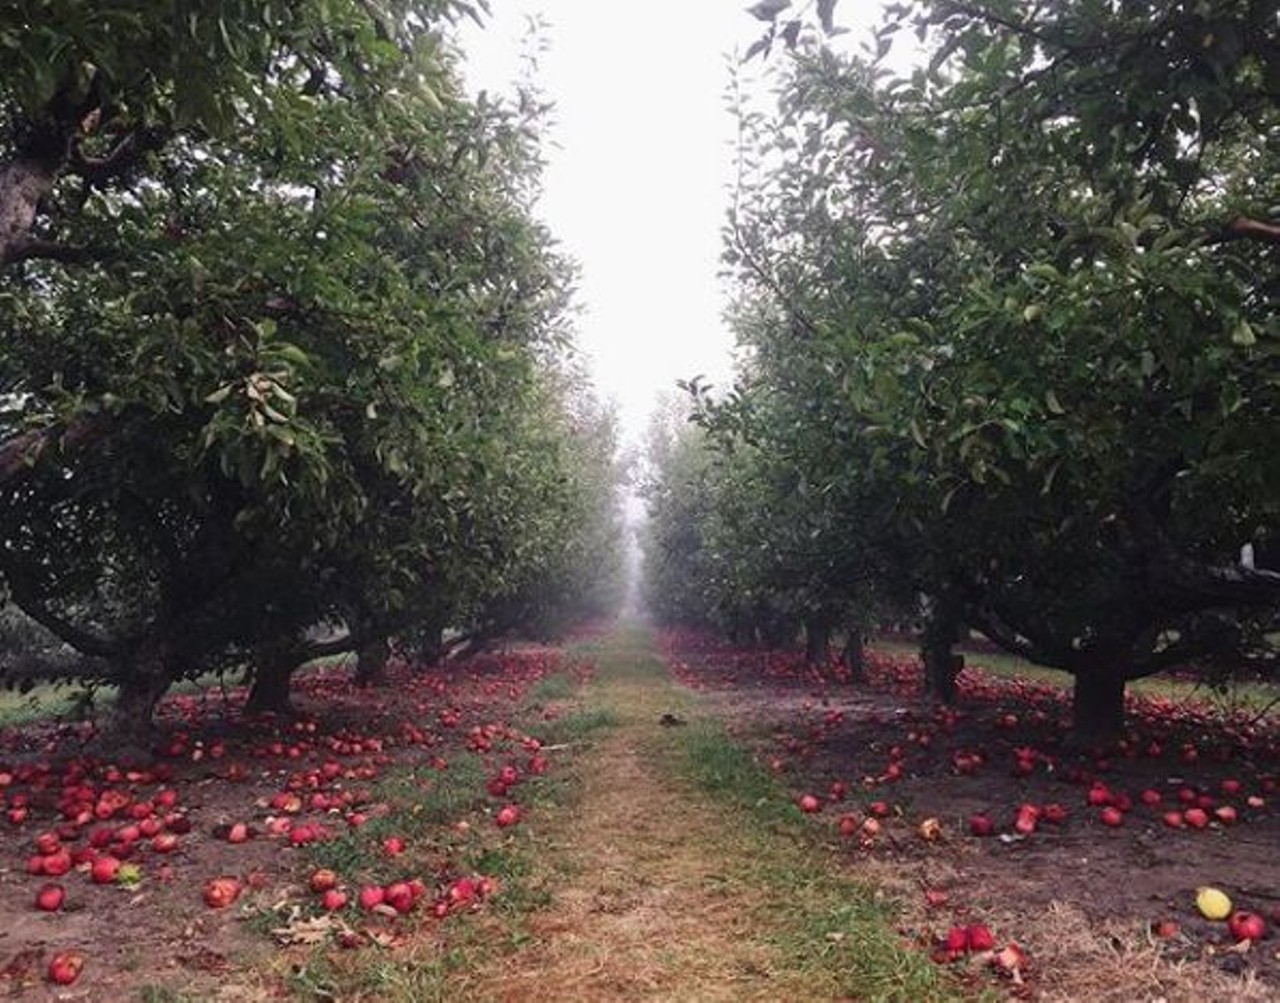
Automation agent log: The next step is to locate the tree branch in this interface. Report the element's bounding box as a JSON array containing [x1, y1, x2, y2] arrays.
[[0, 414, 110, 483], [1212, 216, 1280, 246], [2, 237, 107, 266], [1, 571, 121, 659]]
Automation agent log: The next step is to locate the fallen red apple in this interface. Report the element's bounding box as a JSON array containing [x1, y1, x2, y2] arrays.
[[46, 950, 84, 986], [150, 833, 180, 854], [203, 875, 242, 908], [309, 868, 339, 893], [943, 926, 969, 953], [967, 924, 995, 951], [321, 888, 348, 911], [358, 885, 385, 911], [797, 794, 822, 814], [1228, 911, 1267, 943], [1099, 806, 1124, 827], [495, 805, 521, 828], [969, 814, 995, 837], [384, 881, 415, 914], [1184, 808, 1210, 829], [35, 882, 66, 911], [90, 855, 121, 884]]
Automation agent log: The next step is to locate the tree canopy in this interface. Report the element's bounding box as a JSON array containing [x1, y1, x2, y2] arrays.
[[0, 1, 625, 742], [645, 0, 1280, 737]]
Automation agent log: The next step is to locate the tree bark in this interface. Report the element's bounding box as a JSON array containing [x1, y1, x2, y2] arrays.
[[841, 629, 866, 682], [1071, 669, 1127, 742], [0, 155, 61, 268], [245, 646, 299, 715], [803, 617, 830, 665], [354, 636, 388, 687], [922, 595, 963, 704], [101, 639, 173, 752]]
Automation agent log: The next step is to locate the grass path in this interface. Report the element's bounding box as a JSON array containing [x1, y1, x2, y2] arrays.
[[451, 624, 959, 1002]]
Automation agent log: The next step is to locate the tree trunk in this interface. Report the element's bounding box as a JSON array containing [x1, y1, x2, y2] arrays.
[[245, 645, 299, 715], [803, 617, 830, 666], [922, 595, 963, 704], [1072, 670, 1127, 742], [841, 630, 866, 682], [0, 154, 61, 267], [101, 640, 173, 753], [354, 636, 388, 687], [415, 628, 445, 667]]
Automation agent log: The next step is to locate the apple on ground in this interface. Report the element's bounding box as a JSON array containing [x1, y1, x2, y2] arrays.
[[1228, 911, 1267, 943], [47, 951, 84, 986], [35, 883, 66, 911], [203, 875, 242, 908]]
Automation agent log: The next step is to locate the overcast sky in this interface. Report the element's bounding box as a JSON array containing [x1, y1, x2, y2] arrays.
[[457, 2, 889, 447]]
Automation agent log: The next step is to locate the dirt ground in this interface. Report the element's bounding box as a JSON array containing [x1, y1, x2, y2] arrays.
[[662, 630, 1280, 1001], [0, 650, 566, 1000]]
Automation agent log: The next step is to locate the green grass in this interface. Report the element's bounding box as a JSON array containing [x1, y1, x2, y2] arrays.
[[525, 671, 576, 703], [667, 718, 973, 1003]]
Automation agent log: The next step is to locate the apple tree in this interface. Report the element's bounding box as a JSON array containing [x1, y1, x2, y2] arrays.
[[716, 0, 1280, 737]]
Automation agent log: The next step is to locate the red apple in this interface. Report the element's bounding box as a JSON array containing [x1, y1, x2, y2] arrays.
[[382, 836, 406, 855], [309, 868, 339, 893], [321, 888, 348, 911], [384, 881, 415, 914], [797, 794, 822, 814], [90, 855, 121, 884], [1214, 805, 1238, 825], [969, 813, 995, 837], [358, 884, 385, 911], [42, 849, 72, 877], [943, 926, 969, 953], [1184, 808, 1210, 829], [1162, 810, 1185, 828], [837, 814, 859, 837], [203, 875, 242, 908], [35, 882, 66, 911], [1228, 911, 1267, 943], [495, 804, 521, 828], [1099, 806, 1124, 827], [47, 951, 84, 986], [968, 924, 995, 951], [150, 833, 180, 854]]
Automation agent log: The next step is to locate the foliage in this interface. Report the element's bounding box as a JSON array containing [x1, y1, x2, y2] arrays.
[[0, 2, 624, 733], [670, 0, 1280, 734]]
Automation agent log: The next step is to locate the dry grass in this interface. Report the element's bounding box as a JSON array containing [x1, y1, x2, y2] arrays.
[[454, 663, 803, 1001], [454, 628, 960, 1002]]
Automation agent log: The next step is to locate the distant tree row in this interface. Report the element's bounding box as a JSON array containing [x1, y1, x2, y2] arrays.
[[0, 1, 624, 745], [644, 0, 1280, 738]]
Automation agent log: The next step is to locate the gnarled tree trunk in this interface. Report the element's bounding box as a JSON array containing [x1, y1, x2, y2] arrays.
[[102, 637, 173, 753], [1071, 669, 1127, 743], [246, 643, 300, 715]]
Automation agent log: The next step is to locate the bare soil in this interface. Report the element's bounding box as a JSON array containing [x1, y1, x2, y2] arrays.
[[664, 631, 1280, 1002]]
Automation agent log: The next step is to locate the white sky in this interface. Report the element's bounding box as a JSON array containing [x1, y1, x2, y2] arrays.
[[456, 2, 892, 446]]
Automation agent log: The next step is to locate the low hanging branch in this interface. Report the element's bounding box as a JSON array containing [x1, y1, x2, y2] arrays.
[[0, 414, 110, 484], [1214, 216, 1280, 246]]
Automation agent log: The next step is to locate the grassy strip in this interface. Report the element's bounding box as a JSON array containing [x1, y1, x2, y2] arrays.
[[665, 717, 975, 1003], [260, 676, 616, 1001]]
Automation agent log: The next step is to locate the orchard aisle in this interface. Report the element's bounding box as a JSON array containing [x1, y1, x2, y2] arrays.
[[452, 625, 820, 1002]]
